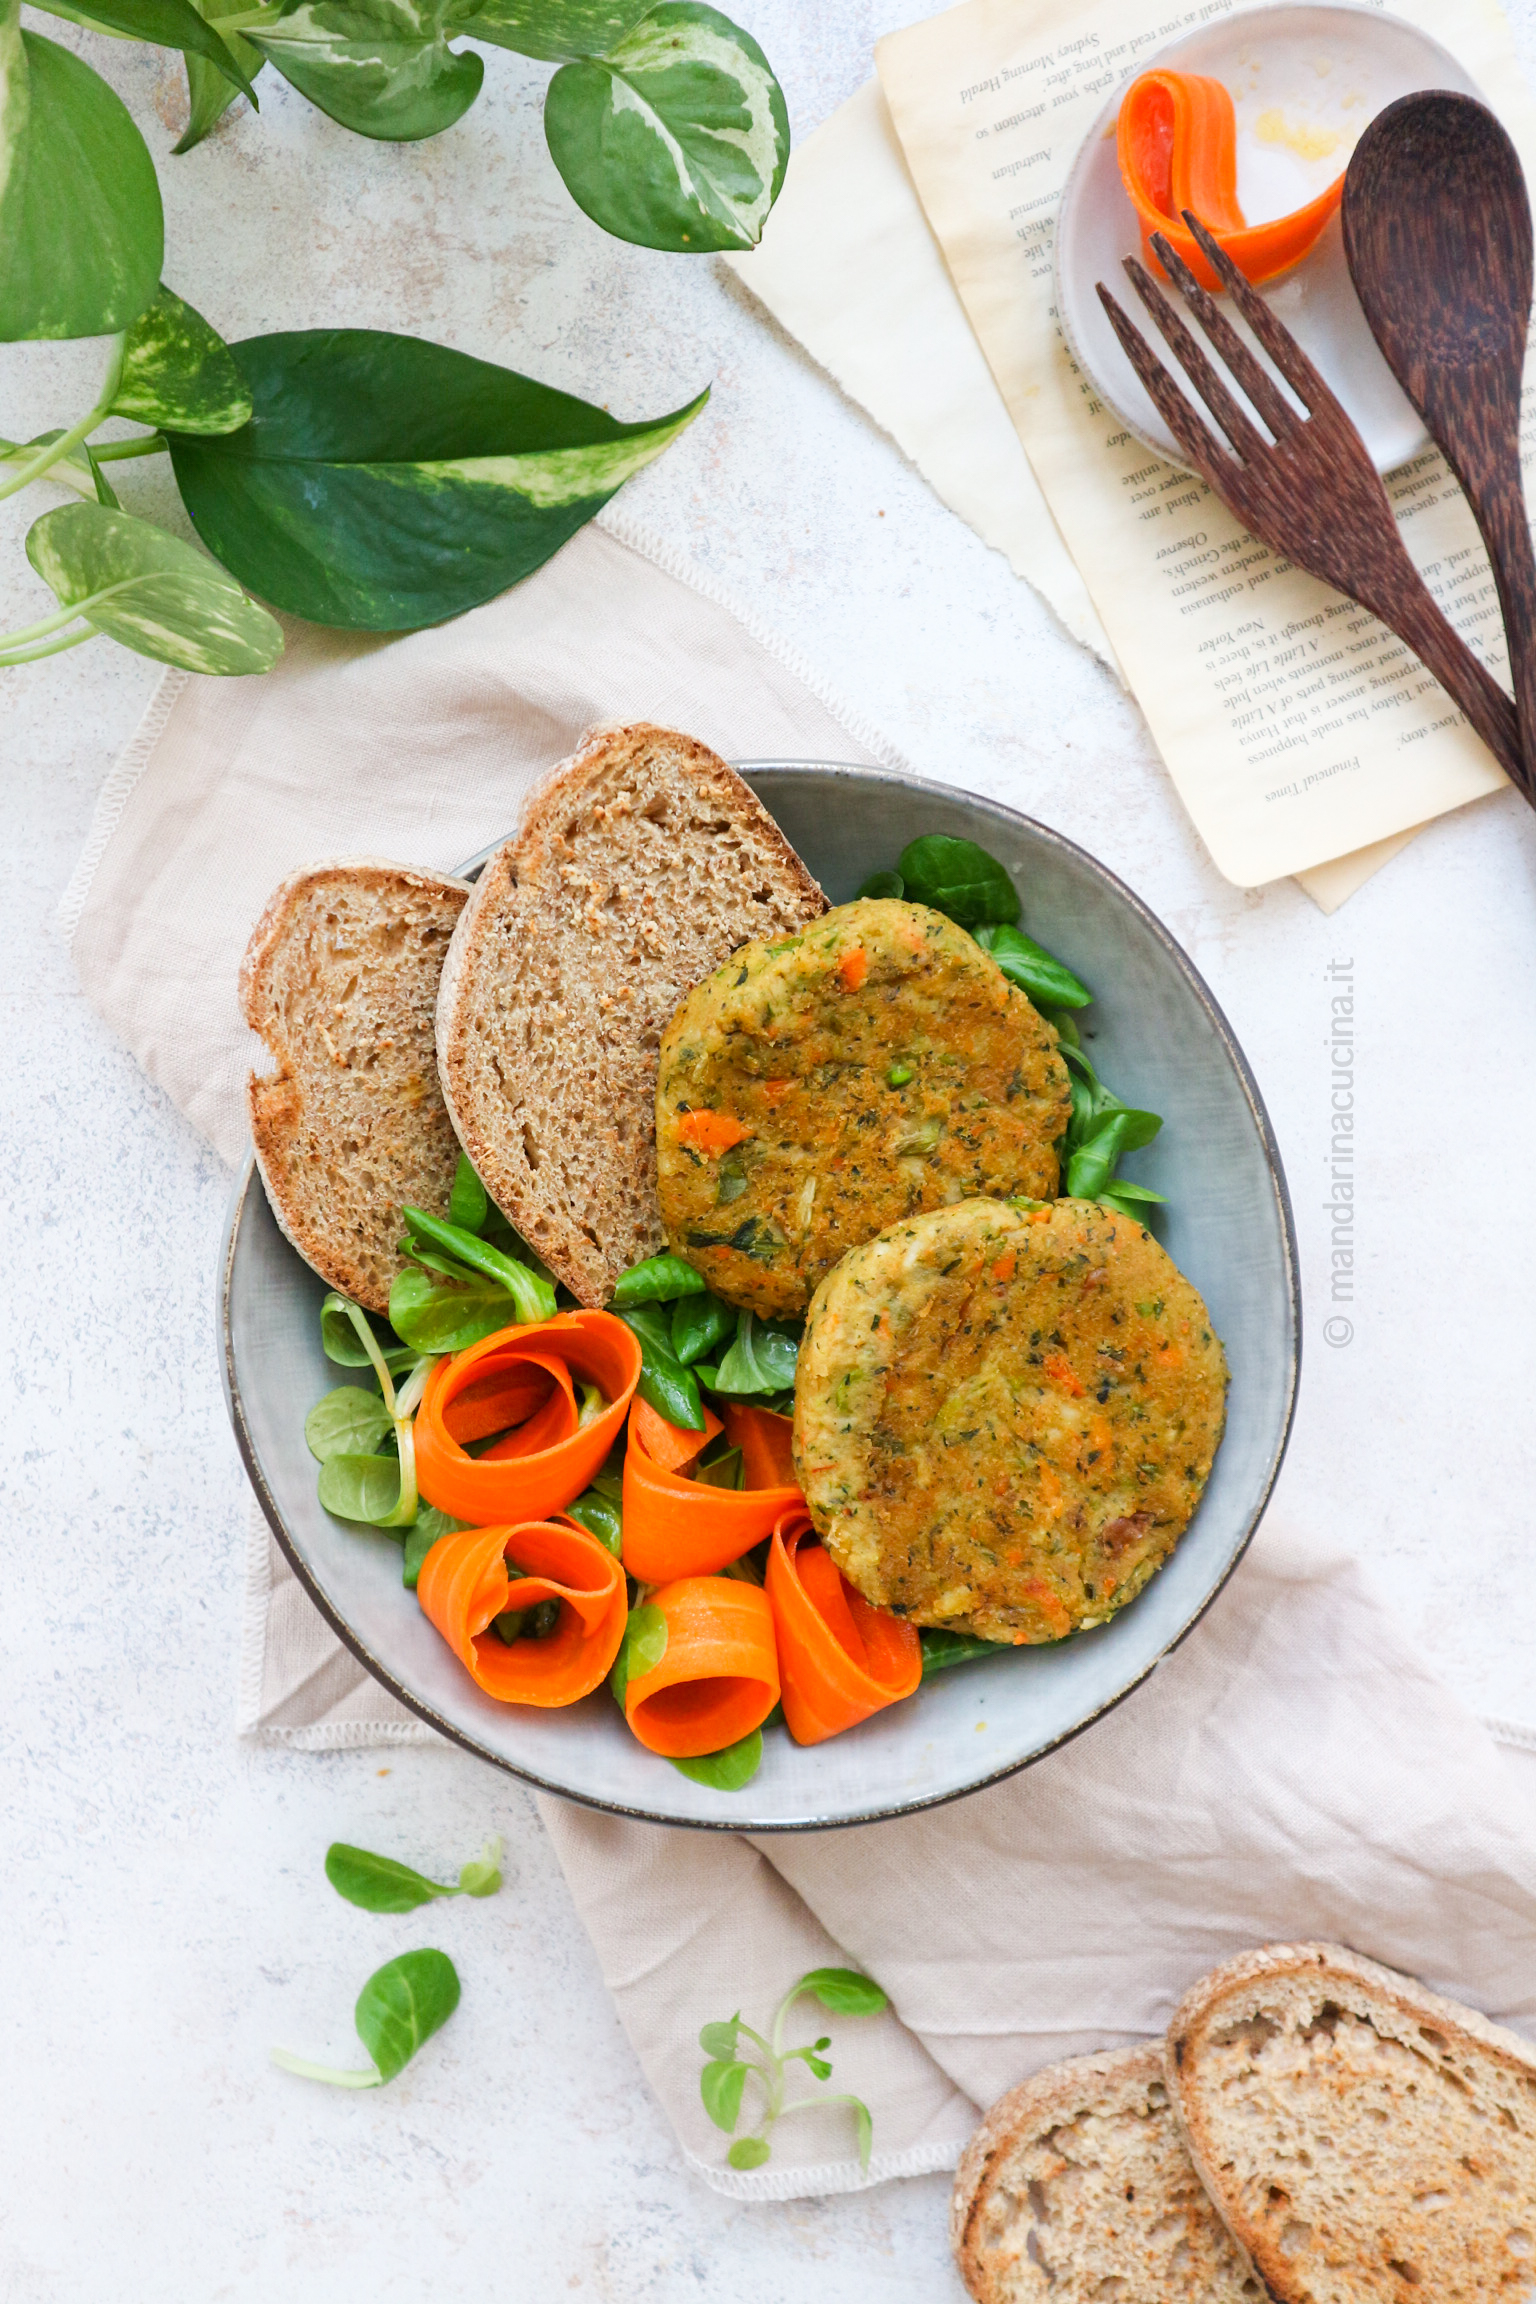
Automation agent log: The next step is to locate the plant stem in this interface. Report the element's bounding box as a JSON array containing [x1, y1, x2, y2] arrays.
[[0, 623, 98, 668], [269, 2048, 381, 2088], [0, 334, 127, 505], [92, 433, 168, 464]]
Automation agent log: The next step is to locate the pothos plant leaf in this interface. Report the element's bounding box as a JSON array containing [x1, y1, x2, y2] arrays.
[[24, 502, 283, 674], [249, 0, 484, 143], [177, 0, 264, 154], [168, 329, 708, 630], [112, 286, 253, 436], [462, 0, 653, 62], [543, 1, 788, 253], [33, 0, 258, 102], [0, 18, 164, 341]]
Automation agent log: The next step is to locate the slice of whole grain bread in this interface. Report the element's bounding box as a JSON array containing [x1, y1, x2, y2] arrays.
[[951, 2045, 1264, 2304], [1166, 1941, 1536, 2303], [436, 723, 825, 1307], [241, 859, 471, 1315]]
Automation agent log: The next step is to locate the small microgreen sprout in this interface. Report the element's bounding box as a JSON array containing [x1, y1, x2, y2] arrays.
[[698, 1967, 888, 2172], [271, 1948, 460, 2089], [324, 1838, 504, 1914]]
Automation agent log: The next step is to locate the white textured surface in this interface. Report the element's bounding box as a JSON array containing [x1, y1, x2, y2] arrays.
[[6, 7, 1536, 2296]]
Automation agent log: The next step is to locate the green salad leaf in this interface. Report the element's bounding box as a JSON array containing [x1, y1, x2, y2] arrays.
[[611, 1251, 708, 1306], [618, 1304, 705, 1429], [711, 1310, 798, 1397], [670, 1727, 762, 1789], [305, 1384, 395, 1463], [975, 921, 1091, 1010], [325, 1837, 503, 1912], [897, 834, 1020, 928], [610, 1601, 667, 1707], [272, 1948, 461, 2088]]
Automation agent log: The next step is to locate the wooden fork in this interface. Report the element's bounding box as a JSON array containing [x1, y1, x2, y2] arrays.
[[1096, 213, 1530, 799]]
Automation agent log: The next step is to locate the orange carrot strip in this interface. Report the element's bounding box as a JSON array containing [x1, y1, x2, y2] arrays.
[[1117, 70, 1342, 291], [480, 1365, 583, 1462], [417, 1515, 627, 1705], [676, 1110, 750, 1157], [623, 1575, 780, 1757], [631, 1394, 722, 1475], [415, 1312, 641, 1526], [766, 1510, 922, 1746], [621, 1397, 801, 1581], [442, 1365, 559, 1447], [720, 1401, 797, 1491], [838, 946, 868, 991]]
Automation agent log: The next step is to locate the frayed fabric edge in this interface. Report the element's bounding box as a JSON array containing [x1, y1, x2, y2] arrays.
[[56, 664, 190, 946], [683, 2135, 963, 2201]]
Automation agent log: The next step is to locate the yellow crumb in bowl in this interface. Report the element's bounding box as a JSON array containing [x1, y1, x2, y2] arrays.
[[1254, 108, 1343, 162]]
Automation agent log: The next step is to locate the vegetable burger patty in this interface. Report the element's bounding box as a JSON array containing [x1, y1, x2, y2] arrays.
[[654, 900, 1072, 1320], [793, 1198, 1228, 1644]]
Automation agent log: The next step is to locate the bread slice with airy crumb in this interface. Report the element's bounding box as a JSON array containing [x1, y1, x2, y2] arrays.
[[436, 723, 825, 1307], [241, 859, 471, 1315], [951, 2046, 1263, 2303], [1166, 1941, 1536, 2303]]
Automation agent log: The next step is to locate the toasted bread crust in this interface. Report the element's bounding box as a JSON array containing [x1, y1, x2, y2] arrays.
[[952, 2045, 1261, 2304], [1166, 1941, 1536, 2304], [436, 723, 825, 1306], [242, 859, 470, 1314]]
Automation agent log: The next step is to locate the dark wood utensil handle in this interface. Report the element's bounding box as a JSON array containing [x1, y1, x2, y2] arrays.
[[1475, 475, 1536, 774], [1374, 565, 1524, 782]]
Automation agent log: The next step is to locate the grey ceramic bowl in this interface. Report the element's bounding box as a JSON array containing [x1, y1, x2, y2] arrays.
[[222, 764, 1299, 1829]]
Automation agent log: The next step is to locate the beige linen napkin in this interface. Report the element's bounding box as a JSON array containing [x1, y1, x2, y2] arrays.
[[67, 513, 1536, 2202], [61, 508, 902, 1166]]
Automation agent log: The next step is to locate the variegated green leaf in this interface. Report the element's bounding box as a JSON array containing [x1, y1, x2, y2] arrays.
[[0, 429, 115, 503], [176, 0, 264, 153], [169, 328, 707, 629], [113, 285, 252, 436], [543, 1, 787, 252], [457, 0, 652, 63], [0, 17, 164, 340], [250, 0, 483, 141], [32, 0, 258, 102], [25, 502, 283, 673]]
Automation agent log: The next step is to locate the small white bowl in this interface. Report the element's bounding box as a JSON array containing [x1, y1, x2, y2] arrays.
[[1056, 3, 1483, 476]]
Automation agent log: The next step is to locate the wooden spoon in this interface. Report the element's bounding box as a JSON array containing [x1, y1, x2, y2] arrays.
[[1343, 92, 1536, 781]]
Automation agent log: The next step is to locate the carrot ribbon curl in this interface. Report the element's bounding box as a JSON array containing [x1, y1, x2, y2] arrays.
[[766, 1511, 922, 1746], [416, 1516, 628, 1705], [621, 1398, 801, 1582], [1117, 70, 1343, 291], [623, 1575, 780, 1757], [415, 1311, 641, 1526]]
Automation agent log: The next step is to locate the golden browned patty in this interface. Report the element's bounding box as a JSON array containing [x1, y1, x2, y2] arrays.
[[653, 900, 1072, 1319], [793, 1198, 1228, 1644]]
